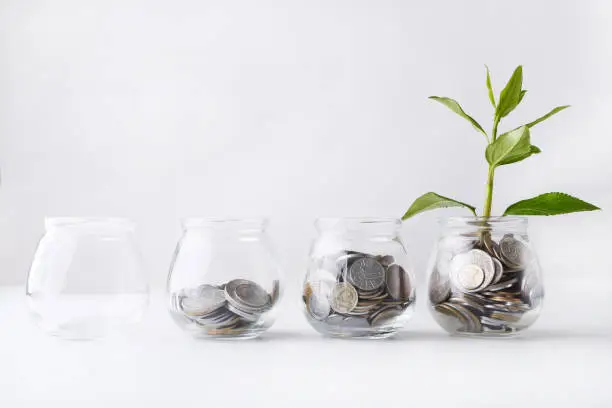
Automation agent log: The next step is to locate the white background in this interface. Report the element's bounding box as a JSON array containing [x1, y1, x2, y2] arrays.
[[0, 0, 610, 290], [0, 1, 611, 406]]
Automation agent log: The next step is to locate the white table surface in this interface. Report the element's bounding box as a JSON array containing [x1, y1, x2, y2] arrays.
[[2, 286, 611, 408]]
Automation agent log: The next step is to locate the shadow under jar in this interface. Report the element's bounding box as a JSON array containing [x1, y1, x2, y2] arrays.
[[428, 217, 543, 337], [167, 218, 282, 340], [303, 218, 416, 339], [26, 218, 149, 340]]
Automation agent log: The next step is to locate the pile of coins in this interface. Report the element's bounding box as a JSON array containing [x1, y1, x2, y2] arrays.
[[304, 251, 414, 330], [171, 279, 279, 336], [430, 233, 540, 334]]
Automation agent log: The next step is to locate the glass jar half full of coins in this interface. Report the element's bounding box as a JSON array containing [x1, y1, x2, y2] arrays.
[[303, 218, 416, 339], [427, 217, 543, 337]]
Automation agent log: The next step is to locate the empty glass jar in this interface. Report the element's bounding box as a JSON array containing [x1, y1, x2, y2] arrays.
[[26, 218, 149, 339], [167, 218, 282, 339], [303, 218, 416, 339], [427, 217, 543, 337]]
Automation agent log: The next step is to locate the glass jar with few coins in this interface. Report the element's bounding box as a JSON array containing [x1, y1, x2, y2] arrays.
[[167, 218, 282, 339], [427, 217, 543, 337], [303, 218, 416, 339]]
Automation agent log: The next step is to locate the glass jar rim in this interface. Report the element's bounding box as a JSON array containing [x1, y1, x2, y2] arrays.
[[182, 217, 268, 230], [439, 216, 527, 223], [45, 217, 136, 229], [315, 217, 401, 232], [439, 216, 528, 230], [316, 216, 400, 224]]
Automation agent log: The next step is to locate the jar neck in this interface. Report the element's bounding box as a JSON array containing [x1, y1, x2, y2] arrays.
[[440, 216, 528, 235], [315, 217, 401, 239], [182, 218, 267, 236], [45, 217, 135, 235]]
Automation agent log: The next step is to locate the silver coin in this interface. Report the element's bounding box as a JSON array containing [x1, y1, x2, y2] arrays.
[[454, 264, 485, 291], [346, 257, 386, 291], [206, 316, 242, 328], [429, 269, 451, 305], [308, 293, 331, 321], [227, 303, 260, 322], [489, 310, 523, 323], [434, 303, 470, 331], [499, 235, 528, 268], [180, 284, 226, 317], [485, 277, 519, 292], [225, 279, 270, 311], [492, 258, 503, 284], [451, 296, 485, 314], [329, 282, 358, 314], [461, 292, 488, 304], [450, 249, 494, 285], [480, 315, 506, 327], [358, 288, 387, 300], [377, 255, 395, 267], [202, 315, 242, 329], [481, 232, 496, 255], [468, 249, 495, 286], [521, 271, 543, 308], [385, 264, 412, 301], [369, 305, 403, 327], [271, 280, 280, 304], [451, 302, 482, 333]]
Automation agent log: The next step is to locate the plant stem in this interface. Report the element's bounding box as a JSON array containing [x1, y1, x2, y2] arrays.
[[491, 116, 500, 142], [483, 166, 495, 217], [483, 115, 501, 217]]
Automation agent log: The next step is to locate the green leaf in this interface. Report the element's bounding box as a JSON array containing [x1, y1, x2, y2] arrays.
[[526, 105, 570, 128], [485, 126, 531, 167], [429, 96, 487, 138], [504, 193, 600, 216], [485, 65, 495, 108], [402, 192, 477, 220], [518, 89, 527, 104], [495, 66, 523, 118], [498, 144, 541, 166]]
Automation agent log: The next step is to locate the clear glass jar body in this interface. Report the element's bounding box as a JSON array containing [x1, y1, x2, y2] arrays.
[[26, 218, 149, 339], [303, 218, 416, 339], [427, 217, 543, 337], [167, 218, 282, 340]]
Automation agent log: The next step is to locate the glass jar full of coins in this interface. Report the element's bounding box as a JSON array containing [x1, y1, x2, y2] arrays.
[[303, 218, 416, 339], [167, 219, 282, 339], [428, 217, 543, 337]]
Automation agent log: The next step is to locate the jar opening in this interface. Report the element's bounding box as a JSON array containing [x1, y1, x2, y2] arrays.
[[315, 217, 401, 233], [440, 216, 527, 232], [182, 218, 268, 232], [45, 217, 135, 231]]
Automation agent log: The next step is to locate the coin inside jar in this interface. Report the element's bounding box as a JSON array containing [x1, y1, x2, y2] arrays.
[[492, 257, 503, 284], [235, 282, 269, 308], [308, 293, 331, 320], [346, 257, 386, 291], [171, 278, 280, 337], [329, 282, 358, 314], [385, 264, 412, 301], [226, 279, 270, 311], [180, 284, 226, 316], [454, 264, 485, 291], [499, 235, 528, 268]]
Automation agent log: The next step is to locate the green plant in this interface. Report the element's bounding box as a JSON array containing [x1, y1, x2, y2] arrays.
[[402, 65, 600, 220]]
